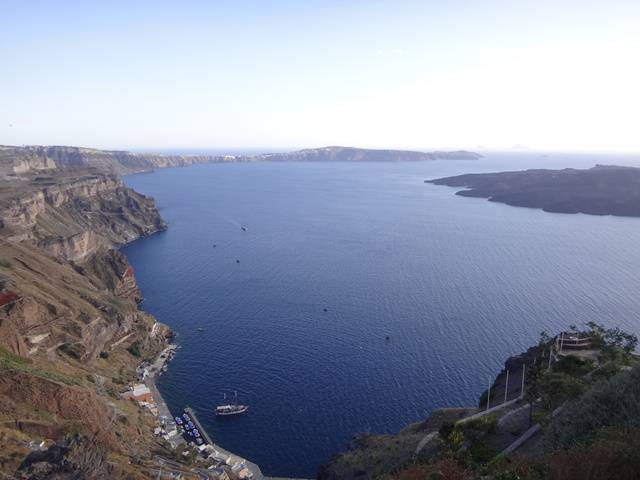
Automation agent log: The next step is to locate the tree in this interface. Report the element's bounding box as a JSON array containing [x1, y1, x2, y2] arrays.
[[586, 322, 638, 360], [539, 331, 552, 347]]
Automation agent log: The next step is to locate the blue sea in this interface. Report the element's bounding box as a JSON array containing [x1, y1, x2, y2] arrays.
[[122, 152, 640, 477]]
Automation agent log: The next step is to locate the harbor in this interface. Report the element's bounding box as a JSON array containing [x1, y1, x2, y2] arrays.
[[182, 407, 264, 480], [123, 342, 264, 479]]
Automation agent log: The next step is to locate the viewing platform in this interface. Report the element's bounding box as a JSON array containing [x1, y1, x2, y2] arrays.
[[556, 331, 594, 350]]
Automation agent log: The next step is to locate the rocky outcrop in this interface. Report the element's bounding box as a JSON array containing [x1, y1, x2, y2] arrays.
[[15, 434, 115, 479], [0, 370, 118, 446], [0, 304, 28, 356], [9, 152, 57, 175], [38, 230, 102, 263]]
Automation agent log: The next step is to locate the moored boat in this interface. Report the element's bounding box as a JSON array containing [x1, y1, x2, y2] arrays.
[[216, 391, 249, 416]]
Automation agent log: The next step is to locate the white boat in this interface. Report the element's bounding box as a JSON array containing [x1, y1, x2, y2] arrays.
[[216, 391, 249, 416]]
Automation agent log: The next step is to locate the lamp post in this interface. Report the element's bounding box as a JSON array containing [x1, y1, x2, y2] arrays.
[[486, 378, 491, 411], [504, 370, 510, 403]]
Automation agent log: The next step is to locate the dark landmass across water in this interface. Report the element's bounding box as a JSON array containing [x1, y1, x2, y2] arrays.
[[428, 164, 640, 217], [253, 146, 481, 162]]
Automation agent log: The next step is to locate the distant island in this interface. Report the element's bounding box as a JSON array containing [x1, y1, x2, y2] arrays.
[[0, 145, 480, 176], [251, 146, 481, 163], [428, 164, 640, 217]]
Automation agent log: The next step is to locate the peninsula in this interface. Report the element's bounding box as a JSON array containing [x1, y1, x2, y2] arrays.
[[428, 164, 640, 217]]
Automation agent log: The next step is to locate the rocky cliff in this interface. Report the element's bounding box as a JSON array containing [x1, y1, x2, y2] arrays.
[[0, 167, 172, 478], [0, 145, 234, 175], [0, 171, 165, 257], [0, 145, 481, 176]]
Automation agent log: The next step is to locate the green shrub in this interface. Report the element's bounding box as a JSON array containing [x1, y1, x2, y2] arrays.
[[554, 355, 595, 377], [469, 440, 498, 464], [538, 372, 586, 409], [0, 258, 12, 268], [0, 346, 32, 369], [439, 421, 455, 438], [546, 366, 640, 448], [78, 311, 92, 324], [99, 351, 109, 359], [0, 346, 78, 385], [590, 361, 621, 382], [127, 342, 141, 357], [463, 415, 498, 434]]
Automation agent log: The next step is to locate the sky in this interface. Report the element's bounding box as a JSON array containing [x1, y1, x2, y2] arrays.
[[2, 0, 640, 152]]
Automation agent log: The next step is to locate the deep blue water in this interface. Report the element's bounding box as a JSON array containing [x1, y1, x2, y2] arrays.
[[122, 152, 640, 477]]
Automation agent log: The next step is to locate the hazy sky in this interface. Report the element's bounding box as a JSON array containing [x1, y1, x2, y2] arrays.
[[2, 1, 639, 152]]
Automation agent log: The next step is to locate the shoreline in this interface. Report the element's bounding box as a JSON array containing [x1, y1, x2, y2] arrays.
[[143, 344, 184, 449]]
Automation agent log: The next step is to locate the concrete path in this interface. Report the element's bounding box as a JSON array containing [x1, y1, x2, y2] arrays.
[[414, 431, 438, 455]]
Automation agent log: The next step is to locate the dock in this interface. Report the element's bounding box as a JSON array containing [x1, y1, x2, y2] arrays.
[[184, 407, 264, 480], [184, 406, 215, 445]]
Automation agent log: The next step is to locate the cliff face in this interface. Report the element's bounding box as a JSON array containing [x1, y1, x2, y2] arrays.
[[0, 168, 167, 359], [0, 167, 171, 478], [0, 171, 166, 259], [0, 144, 481, 176], [0, 145, 233, 175]]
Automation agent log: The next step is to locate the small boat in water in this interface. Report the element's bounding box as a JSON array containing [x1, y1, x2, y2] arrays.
[[216, 391, 249, 416]]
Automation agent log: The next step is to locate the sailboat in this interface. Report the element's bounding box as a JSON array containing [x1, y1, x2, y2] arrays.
[[216, 391, 249, 416]]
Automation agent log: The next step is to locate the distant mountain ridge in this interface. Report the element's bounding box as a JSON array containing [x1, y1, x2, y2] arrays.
[[253, 146, 481, 162], [0, 145, 481, 175]]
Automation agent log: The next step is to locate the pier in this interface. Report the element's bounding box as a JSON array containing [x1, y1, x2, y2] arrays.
[[184, 406, 215, 445], [185, 407, 264, 480]]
